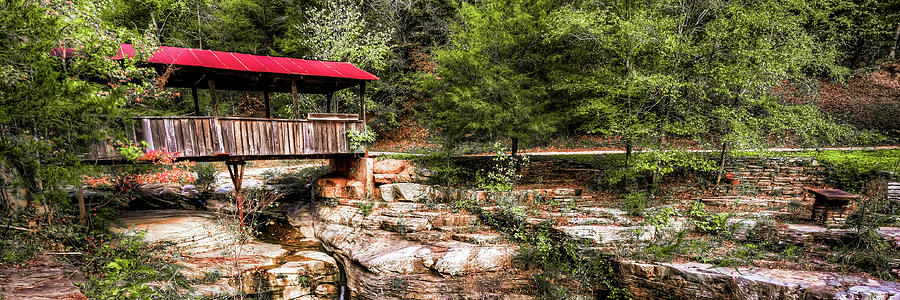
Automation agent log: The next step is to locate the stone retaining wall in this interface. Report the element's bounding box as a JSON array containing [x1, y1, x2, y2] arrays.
[[724, 156, 827, 201]]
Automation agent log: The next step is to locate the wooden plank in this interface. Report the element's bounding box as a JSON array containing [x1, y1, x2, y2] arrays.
[[272, 121, 281, 155], [257, 121, 266, 155], [152, 119, 165, 151], [279, 122, 293, 154], [141, 119, 154, 150], [221, 120, 232, 154], [286, 122, 295, 154], [297, 123, 305, 154], [181, 119, 194, 156], [234, 120, 240, 155], [194, 119, 206, 156], [259, 121, 276, 154], [201, 118, 212, 156], [338, 122, 346, 153], [173, 119, 184, 155], [240, 120, 249, 156], [240, 120, 248, 156], [302, 122, 312, 154], [256, 121, 263, 155], [250, 121, 259, 155], [213, 118, 225, 154], [186, 120, 200, 156], [245, 120, 254, 155], [165, 119, 177, 154], [281, 123, 296, 153]]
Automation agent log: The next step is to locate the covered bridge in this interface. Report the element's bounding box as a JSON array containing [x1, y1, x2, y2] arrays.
[[79, 44, 377, 162]]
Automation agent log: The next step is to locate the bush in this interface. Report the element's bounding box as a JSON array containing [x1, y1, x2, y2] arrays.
[[192, 163, 217, 193], [688, 201, 731, 235], [620, 192, 648, 217], [834, 197, 900, 279]]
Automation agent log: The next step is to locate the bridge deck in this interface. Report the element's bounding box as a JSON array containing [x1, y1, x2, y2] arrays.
[[84, 115, 364, 163]]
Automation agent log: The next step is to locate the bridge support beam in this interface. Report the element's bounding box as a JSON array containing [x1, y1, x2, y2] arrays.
[[226, 160, 246, 227]]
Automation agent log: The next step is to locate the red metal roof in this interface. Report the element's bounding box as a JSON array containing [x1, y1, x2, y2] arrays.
[[113, 44, 378, 81]]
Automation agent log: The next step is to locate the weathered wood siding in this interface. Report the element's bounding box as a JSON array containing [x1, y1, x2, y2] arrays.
[[84, 116, 364, 160]]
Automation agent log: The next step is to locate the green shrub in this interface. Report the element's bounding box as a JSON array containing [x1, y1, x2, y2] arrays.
[[358, 201, 375, 216], [688, 201, 731, 235], [835, 197, 900, 279], [620, 192, 648, 217], [192, 163, 217, 193], [346, 126, 377, 151]]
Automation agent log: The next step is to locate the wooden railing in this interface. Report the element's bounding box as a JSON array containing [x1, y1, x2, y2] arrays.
[[84, 115, 364, 160]]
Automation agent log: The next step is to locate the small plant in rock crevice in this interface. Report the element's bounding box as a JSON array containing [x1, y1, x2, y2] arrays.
[[358, 200, 375, 216]]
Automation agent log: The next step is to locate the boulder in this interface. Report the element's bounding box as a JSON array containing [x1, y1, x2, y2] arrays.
[[392, 183, 430, 202], [317, 177, 364, 199], [374, 173, 412, 184], [373, 159, 409, 174]]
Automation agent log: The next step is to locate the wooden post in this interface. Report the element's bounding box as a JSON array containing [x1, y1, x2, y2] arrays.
[[326, 93, 335, 113], [359, 82, 366, 123], [208, 78, 218, 117], [191, 87, 200, 115], [291, 79, 300, 119], [226, 160, 246, 227], [263, 90, 271, 118]]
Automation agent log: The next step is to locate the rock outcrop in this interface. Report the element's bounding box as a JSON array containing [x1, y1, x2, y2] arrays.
[[114, 210, 340, 299], [617, 261, 900, 300], [308, 182, 534, 299], [0, 255, 87, 300]]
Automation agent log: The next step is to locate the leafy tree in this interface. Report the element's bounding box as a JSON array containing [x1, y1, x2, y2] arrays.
[[0, 0, 149, 210], [426, 0, 573, 155], [547, 0, 859, 186]]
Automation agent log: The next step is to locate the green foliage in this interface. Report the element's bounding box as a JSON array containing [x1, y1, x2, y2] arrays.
[[347, 126, 377, 152], [834, 197, 900, 279], [358, 200, 375, 216], [280, 0, 392, 72], [425, 0, 569, 147], [619, 192, 648, 217], [0, 0, 152, 208], [192, 163, 217, 193], [475, 143, 527, 192], [116, 141, 149, 161], [452, 193, 628, 298], [687, 201, 731, 235], [80, 232, 191, 299]]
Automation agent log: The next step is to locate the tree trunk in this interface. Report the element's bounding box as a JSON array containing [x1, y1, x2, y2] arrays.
[[511, 137, 520, 172], [890, 23, 900, 60], [77, 184, 86, 226], [624, 138, 633, 190], [716, 142, 728, 186]]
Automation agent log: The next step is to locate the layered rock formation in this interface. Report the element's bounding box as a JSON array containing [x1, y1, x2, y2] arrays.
[[115, 210, 340, 299], [306, 181, 534, 299], [0, 255, 87, 300]]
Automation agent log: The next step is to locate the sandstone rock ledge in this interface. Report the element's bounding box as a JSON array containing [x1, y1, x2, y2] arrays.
[[617, 260, 900, 300], [115, 210, 340, 299], [310, 200, 535, 299]]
